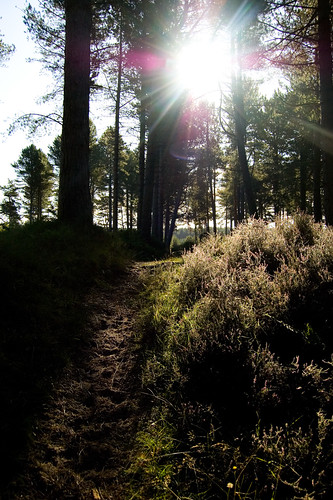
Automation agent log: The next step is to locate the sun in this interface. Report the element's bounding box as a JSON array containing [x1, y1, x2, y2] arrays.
[[173, 33, 232, 101]]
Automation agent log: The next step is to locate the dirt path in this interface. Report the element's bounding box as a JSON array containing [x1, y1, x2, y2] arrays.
[[12, 265, 146, 500]]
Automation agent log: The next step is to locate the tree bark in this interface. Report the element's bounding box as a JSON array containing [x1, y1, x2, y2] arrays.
[[318, 0, 333, 224], [58, 0, 93, 227]]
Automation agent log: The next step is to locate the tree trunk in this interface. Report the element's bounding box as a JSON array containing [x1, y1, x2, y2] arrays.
[[206, 122, 217, 234], [125, 189, 129, 228], [152, 148, 164, 241], [130, 192, 134, 229], [313, 143, 322, 222], [164, 201, 170, 244], [318, 0, 333, 224], [38, 185, 42, 221], [300, 147, 307, 212], [141, 129, 156, 240], [231, 34, 257, 218], [137, 78, 146, 231], [113, 21, 123, 231], [29, 186, 33, 224], [165, 188, 183, 251], [108, 169, 112, 230], [58, 0, 92, 227]]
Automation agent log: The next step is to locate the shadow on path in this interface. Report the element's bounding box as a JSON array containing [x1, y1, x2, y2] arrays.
[[9, 266, 146, 500]]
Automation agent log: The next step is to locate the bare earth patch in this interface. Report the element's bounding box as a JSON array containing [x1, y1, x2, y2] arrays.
[[12, 265, 146, 499]]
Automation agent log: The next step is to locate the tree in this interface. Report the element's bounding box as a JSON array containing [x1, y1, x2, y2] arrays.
[[0, 181, 21, 227], [184, 101, 222, 234], [89, 121, 104, 217], [97, 126, 115, 228], [112, 13, 123, 231], [58, 0, 93, 227], [219, 0, 269, 219], [261, 0, 333, 223], [120, 0, 193, 241], [0, 31, 15, 65], [317, 0, 333, 224], [230, 35, 258, 218], [122, 149, 139, 229], [13, 145, 54, 223], [92, 126, 134, 228]]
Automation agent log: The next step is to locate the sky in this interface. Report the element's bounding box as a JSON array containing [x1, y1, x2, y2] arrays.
[[0, 0, 139, 188], [0, 0, 60, 185], [0, 2, 282, 188]]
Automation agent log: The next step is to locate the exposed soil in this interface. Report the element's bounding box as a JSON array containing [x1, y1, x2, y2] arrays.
[[10, 265, 147, 500]]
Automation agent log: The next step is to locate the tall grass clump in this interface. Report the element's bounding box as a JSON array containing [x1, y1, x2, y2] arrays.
[[133, 215, 333, 498], [0, 222, 130, 486]]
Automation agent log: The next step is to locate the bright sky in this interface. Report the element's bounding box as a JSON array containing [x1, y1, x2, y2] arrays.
[[0, 0, 60, 185], [0, 1, 282, 188]]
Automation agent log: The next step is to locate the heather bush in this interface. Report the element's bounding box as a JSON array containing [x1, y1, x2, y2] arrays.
[[134, 216, 333, 498]]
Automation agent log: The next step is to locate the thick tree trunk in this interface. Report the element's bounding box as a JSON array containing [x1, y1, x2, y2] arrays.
[[58, 0, 92, 227], [318, 0, 333, 224]]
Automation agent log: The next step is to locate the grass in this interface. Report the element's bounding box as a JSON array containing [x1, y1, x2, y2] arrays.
[[0, 221, 131, 488], [132, 215, 333, 498]]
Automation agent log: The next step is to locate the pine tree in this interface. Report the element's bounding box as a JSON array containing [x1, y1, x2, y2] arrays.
[[58, 0, 93, 227], [13, 145, 54, 223], [0, 181, 21, 227]]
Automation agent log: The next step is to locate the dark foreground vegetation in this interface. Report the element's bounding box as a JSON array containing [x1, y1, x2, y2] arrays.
[[0, 222, 133, 488], [1, 215, 333, 499], [133, 215, 333, 499]]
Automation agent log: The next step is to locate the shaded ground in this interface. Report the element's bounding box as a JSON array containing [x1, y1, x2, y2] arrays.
[[10, 265, 146, 500]]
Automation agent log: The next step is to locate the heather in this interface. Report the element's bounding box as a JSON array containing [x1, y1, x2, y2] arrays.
[[132, 215, 333, 499]]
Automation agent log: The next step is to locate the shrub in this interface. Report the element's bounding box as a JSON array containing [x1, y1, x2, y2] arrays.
[[134, 216, 333, 498]]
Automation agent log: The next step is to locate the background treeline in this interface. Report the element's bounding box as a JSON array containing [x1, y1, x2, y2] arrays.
[[1, 0, 333, 244], [1, 126, 139, 229]]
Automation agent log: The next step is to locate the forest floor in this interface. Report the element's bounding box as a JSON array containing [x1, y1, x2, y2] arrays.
[[11, 264, 148, 500]]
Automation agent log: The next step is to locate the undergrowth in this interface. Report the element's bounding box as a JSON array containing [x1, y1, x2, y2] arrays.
[[132, 215, 333, 499], [0, 221, 131, 489]]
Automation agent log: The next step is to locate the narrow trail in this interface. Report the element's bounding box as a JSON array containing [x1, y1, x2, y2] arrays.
[[13, 265, 147, 500]]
